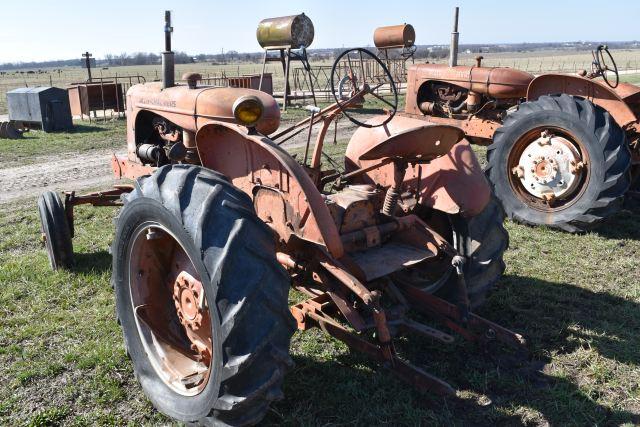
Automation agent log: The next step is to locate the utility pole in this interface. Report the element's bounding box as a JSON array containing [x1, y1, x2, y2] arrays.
[[82, 51, 93, 81]]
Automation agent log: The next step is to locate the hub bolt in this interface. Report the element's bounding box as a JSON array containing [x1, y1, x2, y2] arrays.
[[512, 165, 525, 179], [570, 161, 585, 174]]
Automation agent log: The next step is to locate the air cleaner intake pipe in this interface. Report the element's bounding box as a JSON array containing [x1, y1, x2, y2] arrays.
[[448, 7, 459, 67], [162, 10, 175, 89]]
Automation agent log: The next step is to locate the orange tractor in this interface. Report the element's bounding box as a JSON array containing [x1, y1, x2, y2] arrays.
[[403, 12, 638, 232], [38, 12, 521, 425]]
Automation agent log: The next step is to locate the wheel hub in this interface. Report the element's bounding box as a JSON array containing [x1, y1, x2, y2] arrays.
[[513, 131, 584, 200], [173, 271, 211, 363], [174, 271, 204, 329]]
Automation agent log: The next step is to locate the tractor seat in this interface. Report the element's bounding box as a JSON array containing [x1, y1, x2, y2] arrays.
[[358, 124, 464, 162]]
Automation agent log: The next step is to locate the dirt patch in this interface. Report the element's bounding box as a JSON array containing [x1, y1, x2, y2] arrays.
[[0, 118, 361, 206], [0, 149, 123, 205]]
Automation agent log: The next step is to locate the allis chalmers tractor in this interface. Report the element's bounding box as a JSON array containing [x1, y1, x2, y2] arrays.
[[403, 13, 638, 232], [37, 13, 521, 425]]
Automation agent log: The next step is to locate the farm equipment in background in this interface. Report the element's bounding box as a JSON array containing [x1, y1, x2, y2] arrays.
[[38, 12, 521, 425], [0, 120, 27, 139], [404, 8, 639, 232]]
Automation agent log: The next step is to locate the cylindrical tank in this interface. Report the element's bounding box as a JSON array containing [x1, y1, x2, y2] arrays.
[[256, 14, 314, 49], [373, 24, 415, 49]]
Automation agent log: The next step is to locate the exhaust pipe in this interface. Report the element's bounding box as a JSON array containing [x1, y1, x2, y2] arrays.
[[448, 7, 459, 67], [162, 10, 175, 89]]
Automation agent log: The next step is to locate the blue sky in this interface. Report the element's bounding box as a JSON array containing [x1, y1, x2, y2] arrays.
[[1, 0, 638, 63]]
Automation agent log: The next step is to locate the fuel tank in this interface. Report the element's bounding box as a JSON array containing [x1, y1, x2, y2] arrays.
[[256, 14, 314, 49], [409, 63, 534, 99], [373, 24, 415, 49], [127, 82, 281, 135]]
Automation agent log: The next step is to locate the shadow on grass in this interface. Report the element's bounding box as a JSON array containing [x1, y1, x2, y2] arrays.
[[591, 207, 640, 240], [73, 250, 112, 274], [265, 275, 640, 425], [68, 124, 109, 134]]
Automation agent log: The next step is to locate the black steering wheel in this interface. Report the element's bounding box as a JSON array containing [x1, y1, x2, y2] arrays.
[[330, 48, 398, 128], [593, 45, 619, 89]]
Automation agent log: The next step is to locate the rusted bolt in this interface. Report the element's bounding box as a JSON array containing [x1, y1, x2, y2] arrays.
[[538, 130, 552, 146], [511, 165, 525, 179], [570, 161, 585, 174]]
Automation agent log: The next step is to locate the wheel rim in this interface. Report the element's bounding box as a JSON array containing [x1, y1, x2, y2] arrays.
[[391, 212, 454, 293], [128, 222, 213, 396], [507, 127, 590, 212], [391, 258, 454, 293]]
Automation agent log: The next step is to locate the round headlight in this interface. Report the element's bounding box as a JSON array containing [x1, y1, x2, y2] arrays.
[[232, 95, 264, 128]]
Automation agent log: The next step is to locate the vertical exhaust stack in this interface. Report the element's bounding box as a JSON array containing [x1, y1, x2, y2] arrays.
[[449, 7, 459, 67], [162, 10, 175, 89]]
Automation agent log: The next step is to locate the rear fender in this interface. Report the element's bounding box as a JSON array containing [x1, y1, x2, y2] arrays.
[[345, 115, 491, 217], [527, 74, 637, 128], [195, 122, 344, 258]]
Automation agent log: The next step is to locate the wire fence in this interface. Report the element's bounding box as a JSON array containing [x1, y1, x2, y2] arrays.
[[2, 56, 640, 116]]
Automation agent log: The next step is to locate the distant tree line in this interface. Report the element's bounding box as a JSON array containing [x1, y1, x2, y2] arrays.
[[1, 41, 638, 71]]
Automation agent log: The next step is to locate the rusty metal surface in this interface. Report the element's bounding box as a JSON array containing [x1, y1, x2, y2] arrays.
[[129, 224, 213, 394], [67, 82, 125, 116], [346, 115, 491, 216], [195, 121, 344, 258], [358, 124, 464, 161], [613, 82, 640, 102], [111, 154, 154, 180], [401, 112, 500, 141], [126, 83, 281, 161], [408, 63, 534, 101], [373, 24, 415, 49], [527, 74, 638, 127], [396, 281, 526, 349], [256, 14, 314, 49]]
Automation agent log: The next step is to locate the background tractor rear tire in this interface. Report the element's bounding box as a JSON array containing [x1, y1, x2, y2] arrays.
[[397, 196, 508, 309], [37, 191, 74, 270], [112, 165, 295, 426], [486, 94, 631, 233]]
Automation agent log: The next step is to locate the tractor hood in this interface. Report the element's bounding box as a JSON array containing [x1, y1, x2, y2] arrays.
[[409, 63, 534, 99], [127, 82, 281, 135]]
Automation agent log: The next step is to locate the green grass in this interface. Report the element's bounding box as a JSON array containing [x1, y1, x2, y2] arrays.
[[0, 119, 126, 166], [1, 117, 640, 425], [622, 73, 640, 84]]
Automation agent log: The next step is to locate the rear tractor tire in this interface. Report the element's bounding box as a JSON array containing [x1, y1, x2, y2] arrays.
[[486, 94, 631, 233], [392, 196, 508, 309], [111, 165, 296, 426], [37, 191, 74, 270]]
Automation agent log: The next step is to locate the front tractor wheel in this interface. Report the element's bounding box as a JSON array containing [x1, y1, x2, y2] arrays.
[[486, 94, 631, 232], [38, 191, 74, 270], [112, 165, 295, 426]]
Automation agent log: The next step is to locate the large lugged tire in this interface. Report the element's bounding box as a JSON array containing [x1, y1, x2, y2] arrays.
[[455, 196, 509, 309], [111, 165, 295, 426], [37, 191, 74, 270], [486, 94, 631, 232], [395, 196, 508, 309]]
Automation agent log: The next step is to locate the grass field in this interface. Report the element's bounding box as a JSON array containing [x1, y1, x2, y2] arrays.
[[1, 119, 640, 425]]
